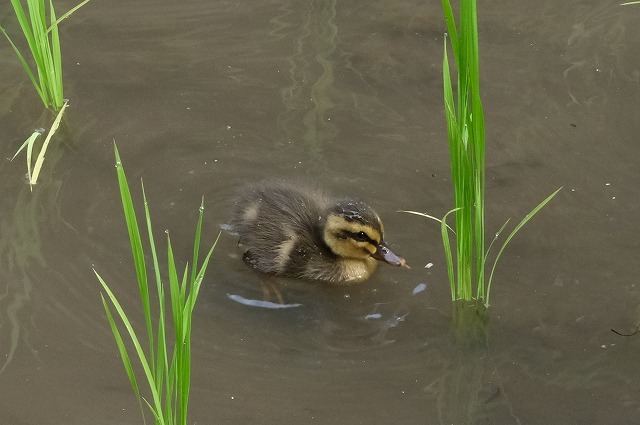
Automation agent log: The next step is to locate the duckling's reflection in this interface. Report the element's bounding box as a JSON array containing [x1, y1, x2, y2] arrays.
[[225, 274, 415, 352]]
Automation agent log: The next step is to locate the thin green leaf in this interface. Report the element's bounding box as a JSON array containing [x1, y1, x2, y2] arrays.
[[114, 143, 155, 364], [441, 0, 459, 66], [95, 270, 165, 425], [0, 26, 48, 105], [97, 148, 218, 424], [100, 294, 141, 398], [99, 293, 146, 423], [485, 188, 562, 307], [167, 235, 183, 345], [476, 218, 510, 301], [441, 208, 460, 301], [397, 210, 456, 234], [190, 197, 205, 288], [140, 182, 160, 377], [49, 0, 63, 107], [48, 0, 93, 32]]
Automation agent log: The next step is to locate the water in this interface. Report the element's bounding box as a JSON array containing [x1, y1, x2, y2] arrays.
[[1, 0, 639, 423]]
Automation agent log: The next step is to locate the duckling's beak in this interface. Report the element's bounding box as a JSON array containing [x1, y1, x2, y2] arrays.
[[372, 240, 407, 267]]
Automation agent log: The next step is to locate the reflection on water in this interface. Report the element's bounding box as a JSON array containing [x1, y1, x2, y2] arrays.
[[276, 0, 339, 160], [0, 142, 67, 373], [227, 293, 303, 309], [0, 185, 44, 373], [0, 0, 639, 424], [562, 1, 637, 111]]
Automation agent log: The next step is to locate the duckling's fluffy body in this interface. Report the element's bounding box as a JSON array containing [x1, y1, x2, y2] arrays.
[[230, 181, 404, 284]]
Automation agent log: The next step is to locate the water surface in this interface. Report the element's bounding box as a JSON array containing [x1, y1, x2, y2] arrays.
[[1, 0, 639, 424]]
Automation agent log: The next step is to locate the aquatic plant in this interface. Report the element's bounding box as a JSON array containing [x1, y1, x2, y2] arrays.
[[0, 0, 92, 110], [95, 144, 219, 425], [405, 0, 559, 308], [11, 100, 68, 189]]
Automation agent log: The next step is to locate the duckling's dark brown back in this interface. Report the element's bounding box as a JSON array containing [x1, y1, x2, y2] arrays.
[[230, 181, 333, 275]]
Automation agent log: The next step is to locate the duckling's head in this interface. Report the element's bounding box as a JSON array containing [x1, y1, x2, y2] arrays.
[[323, 199, 406, 267]]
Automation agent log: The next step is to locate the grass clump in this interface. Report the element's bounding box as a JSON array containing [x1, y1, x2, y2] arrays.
[[405, 0, 560, 308], [94, 144, 219, 425], [1, 0, 92, 110]]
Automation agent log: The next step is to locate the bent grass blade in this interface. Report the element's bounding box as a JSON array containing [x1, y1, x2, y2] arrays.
[[484, 187, 562, 307], [29, 99, 68, 188]]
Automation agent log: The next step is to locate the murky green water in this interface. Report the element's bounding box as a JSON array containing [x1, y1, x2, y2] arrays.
[[1, 0, 639, 423]]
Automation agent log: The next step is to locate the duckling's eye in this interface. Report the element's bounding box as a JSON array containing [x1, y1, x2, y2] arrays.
[[353, 231, 370, 242]]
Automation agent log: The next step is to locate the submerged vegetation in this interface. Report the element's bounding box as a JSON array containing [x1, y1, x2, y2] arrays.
[[95, 144, 219, 425], [404, 0, 559, 308], [11, 100, 68, 189]]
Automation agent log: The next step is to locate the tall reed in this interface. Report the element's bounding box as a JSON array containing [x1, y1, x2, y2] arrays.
[[432, 0, 559, 307], [95, 144, 219, 425], [1, 0, 91, 110]]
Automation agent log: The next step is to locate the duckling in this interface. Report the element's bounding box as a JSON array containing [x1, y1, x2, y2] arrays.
[[230, 181, 406, 284]]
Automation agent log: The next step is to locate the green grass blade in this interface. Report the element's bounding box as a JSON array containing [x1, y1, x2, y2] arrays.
[[4, 0, 88, 109], [476, 218, 509, 301], [154, 292, 167, 420], [30, 0, 52, 101], [441, 0, 459, 66], [100, 294, 141, 398], [8, 0, 36, 51], [441, 208, 460, 301], [469, 0, 486, 295], [95, 270, 165, 425], [29, 100, 68, 187], [442, 36, 460, 158], [142, 397, 163, 425], [98, 147, 218, 424], [166, 235, 184, 396], [49, 0, 93, 31], [142, 181, 163, 304], [113, 143, 155, 374], [0, 26, 48, 105], [99, 293, 146, 423], [485, 188, 562, 307], [398, 210, 457, 234], [180, 264, 189, 301], [190, 197, 205, 288], [178, 265, 191, 425], [187, 231, 220, 318], [167, 234, 181, 322], [165, 353, 177, 422], [49, 0, 63, 108], [141, 182, 161, 377]]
